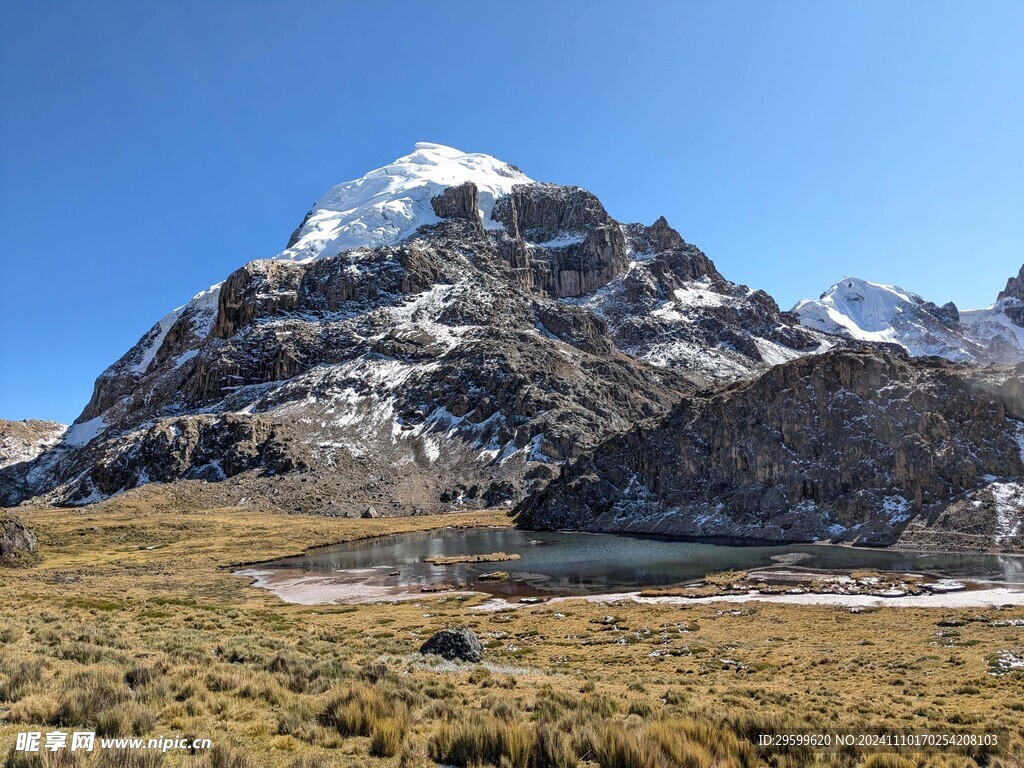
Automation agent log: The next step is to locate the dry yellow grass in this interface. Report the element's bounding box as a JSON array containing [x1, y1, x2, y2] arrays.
[[1, 485, 1022, 767]]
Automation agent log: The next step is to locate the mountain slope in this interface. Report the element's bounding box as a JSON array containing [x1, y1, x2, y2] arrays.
[[564, 219, 833, 383], [4, 144, 830, 511], [518, 347, 1024, 550], [0, 420, 66, 470]]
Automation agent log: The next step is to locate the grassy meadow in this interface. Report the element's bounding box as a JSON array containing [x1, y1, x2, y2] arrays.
[[1, 487, 1022, 767]]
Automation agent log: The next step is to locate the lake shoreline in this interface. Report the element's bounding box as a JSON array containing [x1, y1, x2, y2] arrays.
[[248, 527, 1024, 603], [239, 564, 1024, 609]]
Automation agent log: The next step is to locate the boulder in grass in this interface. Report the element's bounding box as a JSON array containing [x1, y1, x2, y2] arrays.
[[0, 517, 38, 567], [419, 627, 483, 663]]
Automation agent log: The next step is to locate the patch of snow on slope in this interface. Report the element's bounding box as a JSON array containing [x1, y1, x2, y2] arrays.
[[753, 337, 807, 367], [528, 234, 586, 249], [132, 310, 181, 374], [642, 341, 754, 380], [671, 283, 728, 309], [173, 349, 199, 368], [277, 143, 534, 262], [385, 284, 461, 351], [131, 283, 221, 374], [988, 481, 1024, 546], [64, 416, 107, 447], [0, 422, 67, 469], [881, 495, 911, 524]]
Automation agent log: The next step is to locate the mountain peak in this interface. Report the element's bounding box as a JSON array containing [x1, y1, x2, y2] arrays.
[[793, 272, 1024, 364], [997, 264, 1024, 304], [792, 276, 985, 360], [279, 143, 534, 262], [823, 277, 916, 304], [794, 277, 924, 340]]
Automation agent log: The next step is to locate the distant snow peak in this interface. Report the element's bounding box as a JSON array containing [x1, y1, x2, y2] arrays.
[[793, 277, 925, 342], [792, 276, 981, 362], [277, 142, 534, 263], [795, 268, 1024, 364], [960, 298, 1024, 360]]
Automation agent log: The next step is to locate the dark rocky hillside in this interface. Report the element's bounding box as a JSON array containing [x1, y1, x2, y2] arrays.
[[518, 348, 1024, 549]]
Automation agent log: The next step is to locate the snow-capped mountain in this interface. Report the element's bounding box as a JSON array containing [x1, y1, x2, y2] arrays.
[[2, 144, 831, 510], [6, 143, 1023, 550], [792, 277, 981, 361], [793, 273, 1024, 364], [281, 142, 535, 261]]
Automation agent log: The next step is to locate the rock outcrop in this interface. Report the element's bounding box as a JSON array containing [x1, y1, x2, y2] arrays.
[[492, 184, 629, 298], [430, 182, 483, 231], [998, 265, 1024, 303], [518, 348, 1024, 548], [419, 627, 483, 662], [57, 414, 307, 505], [995, 265, 1024, 327], [0, 517, 38, 566]]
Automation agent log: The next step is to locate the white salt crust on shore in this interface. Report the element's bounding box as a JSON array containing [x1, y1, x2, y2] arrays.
[[238, 568, 1024, 610]]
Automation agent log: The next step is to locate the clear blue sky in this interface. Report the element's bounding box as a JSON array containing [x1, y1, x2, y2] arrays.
[[2, 1, 1022, 424]]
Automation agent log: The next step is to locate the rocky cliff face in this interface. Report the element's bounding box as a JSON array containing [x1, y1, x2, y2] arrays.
[[517, 348, 1024, 549], [0, 516, 38, 566], [997, 265, 1024, 304], [5, 145, 831, 512], [568, 228, 828, 383]]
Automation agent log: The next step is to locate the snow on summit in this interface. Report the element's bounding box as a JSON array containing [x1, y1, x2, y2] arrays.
[[792, 276, 994, 362], [276, 142, 534, 262], [792, 277, 924, 346]]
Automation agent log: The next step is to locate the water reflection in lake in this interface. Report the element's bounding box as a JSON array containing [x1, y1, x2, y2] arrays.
[[260, 528, 1024, 599]]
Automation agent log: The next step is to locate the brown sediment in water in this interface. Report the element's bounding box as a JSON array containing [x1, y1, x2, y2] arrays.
[[423, 552, 521, 565], [637, 571, 931, 599]]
